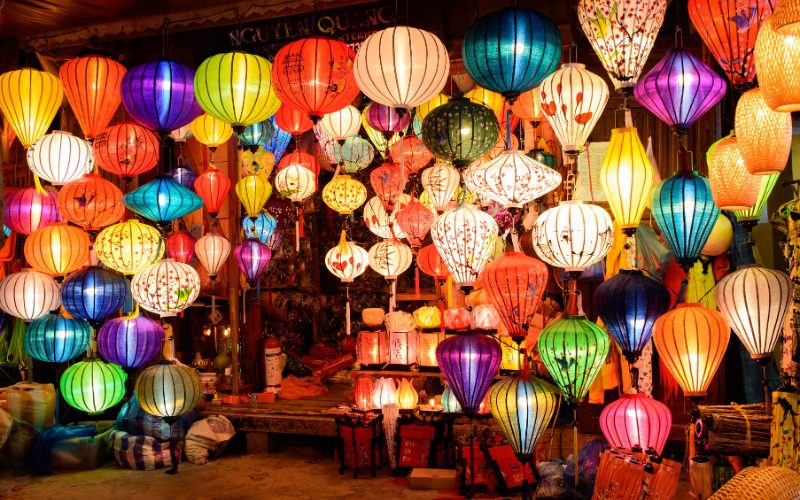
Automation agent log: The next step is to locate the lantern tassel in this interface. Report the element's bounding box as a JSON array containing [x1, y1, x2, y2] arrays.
[[32, 174, 46, 195], [573, 407, 579, 488], [345, 286, 351, 337], [415, 265, 421, 299], [389, 279, 396, 313]]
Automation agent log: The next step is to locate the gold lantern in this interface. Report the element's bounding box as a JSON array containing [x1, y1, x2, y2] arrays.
[[322, 174, 368, 215]]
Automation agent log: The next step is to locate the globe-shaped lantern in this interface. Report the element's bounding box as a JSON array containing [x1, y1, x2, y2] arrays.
[[61, 266, 126, 323], [124, 176, 203, 227], [275, 165, 316, 203], [277, 149, 320, 176], [27, 131, 93, 185], [370, 162, 407, 210], [436, 332, 502, 417], [0, 68, 63, 148], [238, 120, 275, 153], [389, 136, 433, 174], [470, 150, 561, 208], [735, 88, 791, 175], [59, 56, 126, 140], [462, 7, 561, 99], [482, 252, 548, 339], [95, 220, 164, 275], [320, 105, 361, 141], [368, 239, 413, 279], [121, 60, 202, 134], [395, 197, 434, 248], [325, 231, 369, 283], [61, 358, 127, 414], [24, 222, 90, 278], [702, 214, 733, 257], [190, 113, 233, 150], [512, 88, 543, 123], [431, 204, 498, 289], [362, 196, 406, 239], [275, 102, 313, 136], [265, 116, 292, 163], [421, 163, 460, 212], [417, 243, 450, 281], [362, 110, 402, 157], [57, 174, 124, 231], [195, 232, 231, 280], [134, 361, 203, 418], [93, 122, 159, 180], [234, 238, 272, 287], [25, 313, 91, 363], [600, 393, 672, 455], [334, 136, 375, 173], [235, 174, 272, 219], [98, 314, 165, 368], [171, 165, 197, 190], [194, 166, 232, 218], [365, 103, 411, 135], [754, 18, 800, 112], [734, 174, 780, 227], [708, 136, 760, 211], [600, 126, 655, 233], [421, 98, 500, 167], [242, 211, 277, 245], [5, 187, 60, 235], [322, 175, 367, 215], [0, 270, 61, 321], [166, 230, 196, 264], [131, 259, 201, 317]]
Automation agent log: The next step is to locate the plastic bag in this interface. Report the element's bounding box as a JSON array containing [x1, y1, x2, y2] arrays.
[[116, 396, 194, 441], [6, 382, 55, 432], [185, 415, 235, 465], [31, 424, 96, 474], [635, 225, 672, 278]]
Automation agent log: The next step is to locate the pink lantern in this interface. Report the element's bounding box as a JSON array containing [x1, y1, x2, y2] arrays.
[[389, 136, 433, 174], [444, 308, 472, 331], [5, 187, 60, 235], [365, 102, 410, 135], [599, 393, 672, 455], [395, 196, 434, 248], [357, 329, 389, 366], [370, 162, 407, 210]]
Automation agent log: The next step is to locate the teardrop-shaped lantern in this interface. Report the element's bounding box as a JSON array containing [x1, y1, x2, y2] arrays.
[[599, 393, 671, 455], [397, 379, 419, 410], [482, 252, 548, 339], [0, 270, 61, 321], [61, 358, 126, 414], [166, 230, 196, 264], [25, 313, 91, 363], [436, 332, 502, 417], [98, 314, 165, 369], [265, 116, 292, 163], [6, 187, 60, 235], [368, 239, 413, 279], [131, 259, 200, 317], [194, 167, 232, 218], [60, 56, 126, 140], [322, 175, 367, 215], [470, 150, 561, 208], [27, 131, 93, 185], [61, 266, 126, 323], [195, 232, 231, 280], [93, 122, 159, 180], [95, 220, 164, 275], [234, 238, 272, 287], [235, 174, 272, 219], [320, 105, 361, 141], [431, 204, 498, 289], [422, 98, 500, 167], [735, 87, 791, 175], [421, 163, 460, 212], [191, 113, 233, 149], [325, 230, 369, 283], [395, 197, 434, 248], [24, 222, 90, 278], [57, 174, 124, 231], [0, 68, 63, 148], [124, 176, 203, 226], [600, 126, 655, 232]]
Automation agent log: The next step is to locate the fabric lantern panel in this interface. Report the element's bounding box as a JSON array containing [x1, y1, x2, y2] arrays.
[[0, 68, 63, 148], [5, 187, 60, 235], [131, 259, 201, 317], [61, 267, 126, 323], [134, 361, 203, 417], [98, 314, 165, 369], [61, 358, 127, 414], [436, 331, 502, 417], [190, 113, 233, 149], [24, 223, 90, 278], [421, 98, 499, 167], [0, 270, 61, 321], [357, 329, 389, 366], [93, 122, 159, 180], [94, 220, 164, 276], [57, 174, 124, 232], [195, 232, 231, 280], [60, 56, 126, 140], [123, 176, 204, 226], [431, 204, 498, 288], [25, 313, 91, 363], [599, 393, 671, 455]]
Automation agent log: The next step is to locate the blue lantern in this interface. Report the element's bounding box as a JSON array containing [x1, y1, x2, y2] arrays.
[[242, 211, 277, 246], [239, 120, 275, 153], [25, 313, 91, 362], [98, 314, 165, 369], [61, 267, 127, 323], [123, 176, 203, 227], [265, 116, 291, 163], [594, 269, 670, 362], [462, 7, 562, 99]]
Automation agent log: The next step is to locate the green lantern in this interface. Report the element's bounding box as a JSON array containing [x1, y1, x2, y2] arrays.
[[421, 98, 499, 167], [734, 172, 780, 228], [60, 358, 127, 414]]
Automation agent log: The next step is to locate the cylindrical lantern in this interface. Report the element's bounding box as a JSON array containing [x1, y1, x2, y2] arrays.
[[275, 165, 316, 203], [436, 331, 502, 417], [191, 114, 233, 149], [322, 175, 367, 215], [0, 68, 63, 148], [354, 377, 375, 411], [132, 259, 200, 317], [469, 150, 561, 208], [195, 232, 231, 280], [397, 379, 419, 409], [134, 361, 202, 417], [395, 197, 434, 248], [166, 230, 196, 264], [600, 126, 655, 232], [325, 231, 369, 283], [5, 187, 60, 235], [421, 163, 460, 212], [388, 136, 433, 174], [61, 266, 126, 323], [60, 56, 126, 140], [735, 87, 791, 175], [27, 131, 93, 185], [482, 252, 548, 339], [368, 240, 413, 279], [707, 136, 760, 211], [25, 313, 91, 363], [372, 377, 397, 408], [61, 358, 127, 414], [357, 329, 389, 366], [320, 105, 361, 141], [98, 314, 165, 369], [389, 327, 418, 366], [599, 393, 672, 455], [93, 122, 159, 180], [418, 330, 443, 368], [95, 220, 164, 275], [24, 223, 90, 278], [235, 174, 272, 219], [431, 204, 498, 289], [123, 176, 203, 226], [57, 174, 124, 231], [421, 98, 499, 167], [0, 270, 61, 321], [194, 167, 232, 218], [234, 238, 272, 287], [754, 18, 800, 112]]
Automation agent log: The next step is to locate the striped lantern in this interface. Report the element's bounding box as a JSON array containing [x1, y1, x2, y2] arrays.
[[599, 393, 672, 455], [195, 232, 231, 280], [61, 358, 127, 414], [194, 167, 232, 218], [59, 56, 126, 140], [98, 314, 165, 369], [431, 204, 498, 289], [190, 113, 233, 149], [131, 259, 201, 317], [0, 270, 61, 321], [600, 125, 655, 232], [481, 252, 548, 339], [319, 105, 361, 141], [93, 122, 159, 180], [0, 68, 63, 148], [368, 239, 413, 279], [24, 222, 91, 278], [94, 220, 164, 275], [166, 230, 196, 264], [135, 361, 203, 417], [123, 176, 203, 226], [365, 102, 411, 134], [235, 174, 273, 219], [420, 163, 460, 212], [57, 173, 124, 231], [421, 98, 499, 167], [234, 238, 272, 287], [469, 150, 561, 208], [5, 187, 60, 235], [27, 131, 93, 185], [25, 313, 92, 363], [436, 331, 502, 417], [242, 211, 277, 245], [61, 266, 126, 323], [275, 165, 316, 203]]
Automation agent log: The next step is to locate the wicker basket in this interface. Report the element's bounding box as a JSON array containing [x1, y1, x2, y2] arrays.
[[710, 466, 800, 499], [361, 308, 385, 328]]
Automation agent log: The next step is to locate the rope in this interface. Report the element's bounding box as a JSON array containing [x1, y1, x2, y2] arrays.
[[730, 402, 752, 449]]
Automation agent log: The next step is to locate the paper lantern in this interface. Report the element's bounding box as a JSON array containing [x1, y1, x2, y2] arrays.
[[93, 122, 159, 180], [0, 68, 63, 148], [716, 265, 791, 360], [5, 187, 60, 235], [60, 56, 125, 139], [444, 308, 472, 331], [121, 60, 201, 134], [388, 136, 433, 174], [61, 358, 126, 414], [0, 270, 61, 321], [325, 230, 369, 283], [24, 222, 90, 278], [531, 200, 614, 273], [417, 243, 450, 281], [354, 378, 375, 411], [57, 174, 123, 232], [395, 197, 434, 248], [275, 165, 316, 203], [511, 88, 543, 123], [397, 379, 419, 409], [755, 18, 800, 112], [540, 63, 609, 156], [61, 266, 126, 323], [362, 196, 406, 239], [195, 232, 231, 280], [418, 330, 443, 369], [354, 26, 449, 111], [27, 131, 93, 186], [234, 238, 271, 287], [488, 375, 558, 462], [372, 377, 397, 408], [365, 102, 411, 135], [431, 204, 498, 289], [131, 259, 201, 317], [166, 230, 196, 264], [734, 173, 779, 226], [469, 150, 561, 208], [472, 304, 500, 330], [436, 331, 502, 417], [135, 361, 202, 417], [735, 88, 791, 175], [441, 385, 462, 413], [124, 176, 203, 226], [369, 162, 407, 210], [421, 98, 500, 167], [688, 0, 773, 88], [634, 49, 726, 135], [277, 103, 314, 137], [368, 240, 413, 279], [600, 126, 655, 232], [194, 167, 232, 218], [701, 215, 732, 257], [238, 120, 275, 153], [95, 220, 164, 275], [357, 329, 389, 366], [415, 94, 450, 123], [277, 149, 320, 177], [190, 114, 233, 149], [322, 175, 367, 215], [98, 314, 165, 369], [599, 393, 671, 455], [235, 174, 272, 219], [25, 313, 91, 363], [242, 211, 277, 245], [707, 136, 760, 211], [319, 105, 361, 141], [482, 252, 548, 339], [421, 163, 460, 213], [538, 315, 610, 403], [194, 52, 279, 130]]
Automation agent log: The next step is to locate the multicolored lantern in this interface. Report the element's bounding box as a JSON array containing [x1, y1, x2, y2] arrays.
[[61, 266, 126, 323], [195, 232, 231, 281], [431, 204, 498, 289], [0, 68, 63, 148], [599, 393, 671, 455], [6, 187, 60, 235], [322, 175, 367, 215], [234, 238, 272, 287], [482, 252, 548, 339], [98, 314, 165, 368], [27, 131, 93, 186], [60, 56, 126, 140], [242, 211, 277, 245], [124, 176, 203, 226], [61, 358, 126, 414], [57, 174, 124, 232], [734, 87, 791, 175], [24, 223, 90, 278], [25, 313, 91, 363], [421, 98, 500, 167], [93, 122, 159, 180], [436, 332, 502, 417], [131, 259, 201, 317], [0, 269, 61, 321]]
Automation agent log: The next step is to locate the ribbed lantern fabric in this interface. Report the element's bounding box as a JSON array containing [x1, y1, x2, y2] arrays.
[[238, 120, 274, 152], [194, 167, 232, 217], [462, 7, 561, 99], [436, 331, 502, 417], [735, 88, 791, 175], [354, 26, 450, 111], [93, 122, 159, 180], [235, 174, 272, 219], [190, 113, 233, 148], [421, 98, 500, 167], [365, 102, 411, 134], [0, 68, 63, 148], [389, 136, 433, 174], [61, 266, 126, 323], [594, 269, 670, 361], [599, 393, 672, 455], [134, 361, 202, 418], [59, 56, 126, 140], [170, 125, 193, 142], [266, 116, 292, 163], [166, 230, 196, 264], [131, 259, 200, 317], [57, 174, 123, 232], [24, 223, 90, 278], [277, 149, 320, 176], [715, 265, 791, 360], [470, 150, 561, 208], [98, 314, 165, 368], [395, 197, 434, 248], [363, 195, 405, 239], [322, 175, 367, 215], [0, 270, 61, 321], [540, 63, 609, 156], [368, 239, 413, 279], [195, 232, 231, 280], [275, 165, 316, 203], [172, 166, 197, 191], [653, 303, 729, 398], [707, 136, 761, 211], [361, 111, 402, 157], [242, 211, 277, 245], [600, 126, 655, 231], [123, 176, 203, 225], [27, 132, 93, 185], [482, 252, 548, 339], [325, 231, 369, 283], [441, 385, 462, 412], [319, 105, 361, 141], [5, 187, 60, 235], [95, 220, 164, 275], [734, 173, 779, 224], [757, 18, 800, 111], [578, 0, 667, 93], [538, 315, 610, 403], [417, 243, 450, 280], [61, 358, 126, 415], [633, 49, 726, 135], [431, 204, 499, 288], [370, 162, 407, 210], [234, 238, 272, 287], [421, 163, 460, 212], [25, 313, 91, 363], [121, 60, 201, 134]]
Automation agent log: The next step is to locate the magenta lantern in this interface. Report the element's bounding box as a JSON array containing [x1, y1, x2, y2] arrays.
[[365, 103, 411, 135], [5, 187, 60, 235], [436, 331, 502, 418], [599, 393, 672, 455], [234, 238, 272, 287]]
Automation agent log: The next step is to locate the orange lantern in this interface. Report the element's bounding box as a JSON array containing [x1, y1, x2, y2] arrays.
[[24, 222, 90, 278], [707, 135, 760, 211], [56, 173, 125, 232], [93, 122, 159, 181], [194, 167, 232, 219], [397, 379, 419, 409], [277, 150, 320, 177], [275, 102, 313, 137], [388, 136, 433, 174], [735, 88, 792, 175], [395, 196, 434, 248], [512, 87, 543, 124], [59, 56, 126, 140], [417, 243, 450, 281], [357, 329, 389, 366], [481, 252, 548, 340], [370, 162, 407, 210]]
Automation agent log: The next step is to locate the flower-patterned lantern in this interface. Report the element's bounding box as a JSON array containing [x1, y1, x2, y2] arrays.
[[195, 232, 231, 281], [131, 259, 201, 317], [600, 393, 672, 455], [421, 163, 460, 212], [95, 220, 164, 275], [436, 332, 502, 417], [362, 196, 406, 239], [325, 231, 369, 283], [98, 314, 165, 369], [235, 174, 272, 220], [93, 122, 159, 181], [57, 174, 124, 232], [370, 162, 408, 210], [734, 87, 791, 175], [395, 197, 434, 248], [389, 136, 433, 174], [470, 150, 561, 208], [334, 136, 375, 174], [322, 175, 367, 215], [0, 269, 61, 321], [0, 68, 63, 148], [707, 135, 760, 211], [27, 131, 93, 186], [368, 240, 413, 279], [242, 211, 277, 245], [275, 165, 316, 203], [482, 252, 548, 340], [166, 230, 196, 264], [60, 56, 125, 140], [431, 204, 498, 289], [5, 187, 60, 235], [415, 94, 450, 123], [234, 238, 272, 287], [24, 223, 90, 278], [191, 113, 233, 150], [421, 98, 500, 167]]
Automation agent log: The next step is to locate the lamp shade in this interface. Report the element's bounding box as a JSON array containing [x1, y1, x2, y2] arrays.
[[372, 377, 397, 408], [319, 105, 361, 141], [421, 163, 460, 212], [0, 270, 61, 321], [431, 204, 499, 288], [369, 162, 407, 211], [470, 150, 561, 208], [322, 175, 367, 215], [61, 266, 126, 323], [334, 136, 374, 173], [600, 126, 655, 231], [389, 136, 433, 174], [0, 68, 63, 148], [234, 238, 271, 287], [417, 243, 450, 280], [194, 167, 232, 217], [134, 361, 202, 418], [442, 385, 462, 413], [95, 220, 164, 275], [61, 358, 126, 414], [395, 197, 434, 248], [265, 116, 292, 163], [368, 240, 413, 279], [363, 196, 406, 239], [275, 165, 316, 203], [25, 313, 91, 363], [60, 56, 125, 140], [482, 252, 548, 339], [93, 122, 159, 180], [24, 222, 90, 278], [57, 174, 124, 231], [235, 174, 272, 219], [275, 102, 313, 136], [190, 113, 233, 148], [734, 173, 780, 225], [365, 102, 411, 134], [735, 87, 791, 175], [5, 187, 60, 235], [238, 120, 274, 152], [27, 131, 93, 185], [195, 232, 231, 280], [715, 265, 791, 360], [124, 176, 203, 225], [353, 377, 375, 411], [131, 259, 201, 317], [754, 18, 800, 112], [98, 314, 165, 368], [166, 230, 196, 264], [578, 0, 667, 93], [653, 303, 729, 398], [436, 331, 502, 417], [708, 135, 760, 211], [242, 211, 277, 245], [277, 149, 320, 176], [599, 393, 671, 455], [421, 98, 500, 167], [325, 230, 369, 283], [397, 379, 419, 409]]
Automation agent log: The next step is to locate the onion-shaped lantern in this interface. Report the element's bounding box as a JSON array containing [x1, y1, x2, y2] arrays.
[[415, 94, 450, 123], [421, 163, 460, 212], [436, 331, 502, 417], [195, 233, 231, 280], [417, 243, 450, 281], [362, 196, 406, 239], [322, 174, 367, 215], [57, 174, 124, 231], [237, 120, 274, 153], [365, 103, 411, 135], [131, 259, 201, 317], [482, 252, 548, 339], [320, 105, 361, 141], [242, 211, 277, 245], [431, 204, 498, 289], [395, 197, 434, 248], [335, 136, 375, 173], [734, 174, 780, 227], [600, 126, 655, 232], [325, 231, 369, 283], [421, 98, 500, 167], [98, 314, 165, 368], [707, 135, 760, 211], [123, 176, 203, 226], [25, 313, 91, 363], [95, 220, 164, 275], [24, 222, 90, 278], [370, 162, 407, 210], [27, 131, 93, 185], [0, 270, 61, 321], [235, 174, 272, 219], [61, 266, 126, 323], [59, 56, 126, 140], [754, 18, 800, 112], [190, 113, 233, 149], [234, 238, 272, 287], [275, 165, 316, 203], [275, 102, 313, 137], [368, 239, 413, 279], [0, 68, 63, 148], [93, 122, 159, 180], [194, 167, 232, 218], [61, 358, 126, 414], [735, 87, 791, 175], [470, 150, 561, 208], [5, 187, 60, 235], [599, 393, 671, 455], [389, 136, 433, 174], [166, 230, 196, 264], [134, 361, 202, 417]]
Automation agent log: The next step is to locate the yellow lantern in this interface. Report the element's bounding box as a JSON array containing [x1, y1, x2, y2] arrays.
[[241, 149, 275, 178], [734, 87, 791, 175], [701, 214, 732, 257], [235, 174, 272, 219], [190, 114, 233, 150], [415, 93, 450, 123], [321, 174, 367, 215], [707, 135, 760, 211], [397, 379, 419, 409], [465, 87, 504, 119], [754, 18, 800, 112], [0, 68, 63, 148], [495, 334, 524, 371], [95, 220, 164, 275]]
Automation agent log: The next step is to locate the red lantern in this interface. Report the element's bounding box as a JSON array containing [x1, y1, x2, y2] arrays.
[[271, 37, 360, 122], [60, 56, 126, 140], [5, 187, 60, 235], [599, 393, 672, 456], [395, 196, 434, 248], [481, 252, 548, 339], [354, 377, 375, 411], [194, 167, 231, 218], [275, 103, 313, 137], [417, 243, 450, 281], [389, 136, 433, 174], [370, 162, 407, 210], [277, 150, 320, 177], [166, 230, 196, 264], [57, 173, 125, 232], [93, 122, 159, 180]]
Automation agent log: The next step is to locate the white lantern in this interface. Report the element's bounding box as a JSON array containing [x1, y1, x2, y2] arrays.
[[0, 269, 61, 321], [275, 165, 316, 203], [368, 239, 413, 279], [131, 259, 201, 317], [372, 377, 397, 409], [431, 204, 498, 289], [469, 150, 562, 208], [363, 196, 407, 239], [421, 162, 461, 213], [27, 131, 93, 185], [325, 230, 369, 283], [532, 200, 614, 273], [319, 105, 361, 141], [313, 125, 338, 166], [354, 26, 450, 111], [195, 232, 231, 280], [169, 125, 193, 142]]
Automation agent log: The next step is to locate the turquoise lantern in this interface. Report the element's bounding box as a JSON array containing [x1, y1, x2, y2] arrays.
[[123, 176, 203, 229], [25, 313, 91, 363], [242, 211, 277, 246], [238, 120, 275, 153]]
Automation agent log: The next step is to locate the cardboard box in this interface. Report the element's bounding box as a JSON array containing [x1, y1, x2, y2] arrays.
[[409, 468, 458, 490]]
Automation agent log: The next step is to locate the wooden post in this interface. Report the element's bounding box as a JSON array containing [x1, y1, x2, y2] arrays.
[[229, 140, 241, 394]]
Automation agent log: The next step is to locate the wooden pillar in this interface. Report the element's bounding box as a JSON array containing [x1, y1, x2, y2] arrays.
[[228, 140, 241, 394]]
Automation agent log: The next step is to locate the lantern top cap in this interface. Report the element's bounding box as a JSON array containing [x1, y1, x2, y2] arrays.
[[561, 63, 586, 70], [611, 127, 637, 133], [675, 302, 701, 309]]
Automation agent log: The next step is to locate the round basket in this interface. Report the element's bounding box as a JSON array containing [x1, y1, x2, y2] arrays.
[[362, 308, 385, 328], [710, 466, 800, 499]]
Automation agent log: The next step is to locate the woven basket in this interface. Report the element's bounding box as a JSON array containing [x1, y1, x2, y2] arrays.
[[361, 308, 385, 328], [710, 466, 800, 499]]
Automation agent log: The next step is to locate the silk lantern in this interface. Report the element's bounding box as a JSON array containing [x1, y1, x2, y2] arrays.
[[370, 162, 407, 210], [131, 259, 201, 317], [234, 238, 272, 287], [135, 361, 202, 417], [415, 94, 450, 123], [93, 122, 159, 180], [735, 88, 791, 175], [361, 109, 402, 157], [417, 243, 450, 281], [265, 116, 292, 163], [61, 266, 126, 323], [325, 231, 369, 282], [57, 174, 124, 232], [27, 131, 93, 185], [421, 163, 460, 212], [275, 165, 316, 202], [512, 88, 543, 124], [24, 222, 90, 278], [322, 175, 367, 215], [431, 204, 498, 289], [236, 174, 272, 219], [238, 120, 274, 153], [368, 240, 413, 279], [469, 150, 561, 208], [482, 252, 548, 339], [190, 114, 233, 149], [25, 313, 91, 363], [0, 68, 63, 148], [277, 149, 319, 176], [166, 230, 196, 264], [242, 211, 277, 245], [60, 56, 126, 139], [98, 314, 165, 369], [734, 173, 779, 227], [194, 167, 232, 218], [397, 379, 419, 409], [754, 18, 800, 112], [421, 98, 500, 167], [436, 331, 502, 417], [5, 187, 60, 235], [363, 196, 406, 239], [0, 270, 60, 321], [365, 102, 411, 135], [372, 377, 397, 408], [124, 176, 203, 227], [707, 135, 760, 211], [389, 136, 433, 174], [320, 105, 361, 141], [354, 377, 375, 411], [275, 103, 313, 137], [61, 358, 126, 414], [395, 197, 434, 248], [702, 214, 733, 257], [442, 385, 462, 413], [599, 393, 671, 455], [195, 232, 231, 280], [95, 220, 164, 275]]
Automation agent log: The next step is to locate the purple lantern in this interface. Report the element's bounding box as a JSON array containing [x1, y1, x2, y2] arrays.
[[436, 331, 502, 418], [365, 103, 411, 135], [234, 238, 272, 287], [5, 187, 60, 235], [633, 49, 726, 136], [121, 60, 202, 135], [97, 314, 165, 368]]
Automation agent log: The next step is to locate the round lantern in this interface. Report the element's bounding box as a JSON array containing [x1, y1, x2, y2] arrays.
[[0, 270, 61, 321], [540, 64, 609, 156], [98, 314, 165, 368], [431, 204, 498, 288], [462, 7, 561, 99], [24, 222, 90, 278], [57, 174, 124, 232], [388, 136, 433, 174], [716, 265, 791, 360], [634, 49, 726, 135], [395, 197, 434, 248], [59, 56, 126, 140], [166, 230, 196, 264], [61, 358, 126, 414], [361, 110, 402, 156], [368, 240, 413, 279], [354, 26, 449, 111], [365, 103, 411, 135], [275, 165, 316, 203], [93, 122, 159, 180], [235, 174, 272, 219], [735, 87, 791, 175], [482, 252, 548, 339], [531, 200, 614, 273], [277, 149, 319, 177], [708, 136, 760, 211], [442, 385, 462, 413], [397, 379, 419, 409], [363, 196, 406, 239], [333, 137, 374, 174], [415, 94, 450, 123], [95, 220, 164, 275], [421, 98, 500, 167], [61, 266, 126, 323], [238, 120, 274, 153], [195, 232, 231, 280], [275, 103, 314, 136], [123, 176, 203, 226], [194, 52, 279, 129], [538, 315, 610, 403], [320, 105, 361, 141], [417, 243, 450, 281], [325, 230, 369, 283], [599, 393, 671, 455], [0, 68, 63, 148], [134, 361, 202, 417], [702, 215, 733, 257], [322, 175, 367, 215], [436, 331, 502, 417], [370, 162, 407, 210], [512, 88, 543, 123], [234, 238, 272, 287], [170, 124, 193, 143], [734, 173, 780, 227], [470, 150, 561, 208], [5, 187, 60, 235], [131, 259, 201, 317], [754, 18, 800, 112], [242, 211, 277, 245], [372, 377, 397, 408], [121, 60, 201, 134], [190, 114, 233, 149], [25, 313, 91, 363], [194, 167, 232, 218], [421, 163, 460, 212], [27, 131, 93, 185], [600, 126, 655, 232]]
